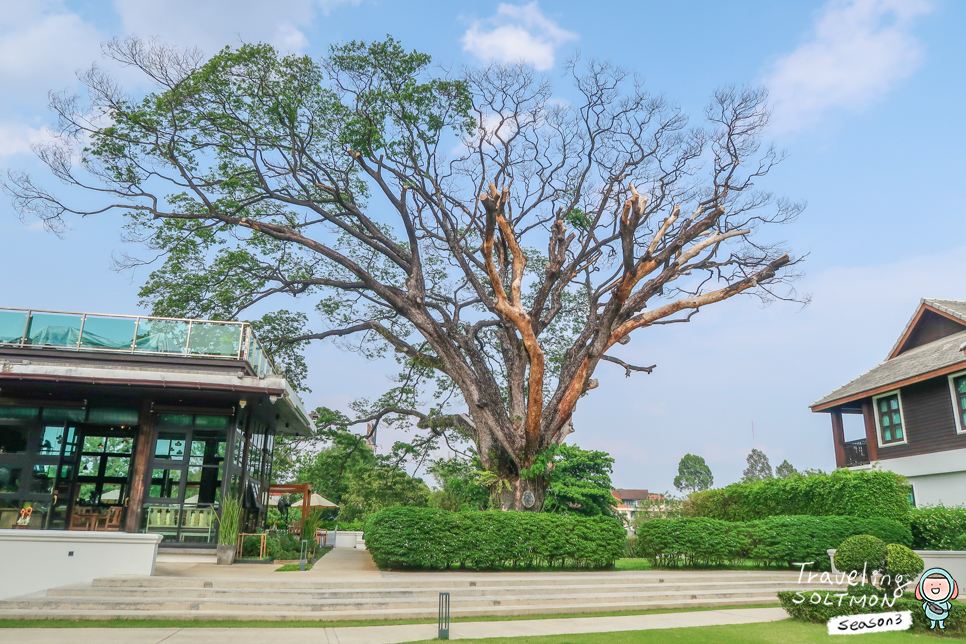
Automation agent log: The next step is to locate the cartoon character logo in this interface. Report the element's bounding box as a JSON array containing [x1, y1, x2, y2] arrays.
[[915, 567, 959, 630]]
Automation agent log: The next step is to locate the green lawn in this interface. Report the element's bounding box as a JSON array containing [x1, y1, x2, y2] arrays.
[[401, 619, 943, 643], [0, 603, 779, 628], [275, 562, 313, 571]]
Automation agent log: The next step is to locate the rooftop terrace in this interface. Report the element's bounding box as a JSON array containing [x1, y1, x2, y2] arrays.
[[0, 307, 278, 378]]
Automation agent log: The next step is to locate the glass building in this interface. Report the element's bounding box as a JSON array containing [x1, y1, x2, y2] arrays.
[[0, 307, 311, 549]]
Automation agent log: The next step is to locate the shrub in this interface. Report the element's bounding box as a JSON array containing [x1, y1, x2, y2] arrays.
[[685, 469, 910, 524], [834, 535, 887, 576], [910, 505, 966, 550], [882, 544, 923, 594], [751, 517, 910, 570], [364, 507, 625, 570], [779, 589, 966, 637], [632, 516, 910, 570]]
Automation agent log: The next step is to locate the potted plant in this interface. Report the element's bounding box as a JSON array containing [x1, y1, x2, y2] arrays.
[[215, 494, 241, 565]]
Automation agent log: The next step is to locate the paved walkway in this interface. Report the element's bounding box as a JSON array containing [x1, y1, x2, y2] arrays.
[[0, 607, 787, 643], [152, 547, 380, 579]]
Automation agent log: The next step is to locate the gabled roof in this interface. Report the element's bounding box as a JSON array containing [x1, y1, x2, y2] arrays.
[[887, 298, 966, 359], [812, 328, 966, 412], [613, 489, 650, 501]]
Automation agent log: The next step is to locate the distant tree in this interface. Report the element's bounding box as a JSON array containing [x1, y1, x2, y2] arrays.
[[741, 448, 773, 482], [775, 459, 798, 479], [337, 468, 430, 523], [673, 454, 714, 493], [632, 491, 683, 526]]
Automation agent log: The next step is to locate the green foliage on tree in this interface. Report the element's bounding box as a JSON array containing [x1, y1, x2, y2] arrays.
[[673, 454, 714, 493], [427, 453, 490, 511], [741, 448, 773, 482], [520, 443, 617, 517], [6, 36, 804, 510], [911, 505, 966, 550], [775, 459, 798, 479]]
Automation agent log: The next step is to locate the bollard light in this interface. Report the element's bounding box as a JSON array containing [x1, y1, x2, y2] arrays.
[[299, 539, 308, 571], [438, 591, 450, 640]]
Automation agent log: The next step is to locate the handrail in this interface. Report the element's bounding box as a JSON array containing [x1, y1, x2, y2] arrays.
[[0, 307, 279, 377]]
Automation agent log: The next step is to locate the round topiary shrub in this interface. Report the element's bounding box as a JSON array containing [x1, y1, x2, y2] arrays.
[[882, 543, 923, 595], [834, 534, 887, 576]]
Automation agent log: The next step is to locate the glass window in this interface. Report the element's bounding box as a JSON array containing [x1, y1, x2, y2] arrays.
[[28, 465, 56, 494], [155, 432, 187, 461], [954, 376, 966, 431], [0, 466, 21, 494], [877, 393, 904, 444], [39, 426, 78, 457], [105, 436, 133, 454], [0, 425, 28, 454], [104, 456, 131, 478], [150, 469, 182, 499]]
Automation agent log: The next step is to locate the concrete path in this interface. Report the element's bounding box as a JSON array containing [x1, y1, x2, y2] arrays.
[[0, 607, 788, 643], [305, 547, 381, 578]]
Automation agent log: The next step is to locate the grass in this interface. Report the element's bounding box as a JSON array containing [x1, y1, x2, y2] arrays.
[[399, 619, 941, 643], [0, 603, 780, 629], [275, 562, 313, 571]]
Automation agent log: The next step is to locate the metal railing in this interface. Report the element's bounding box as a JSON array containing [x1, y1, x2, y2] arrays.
[[843, 439, 870, 467], [0, 307, 277, 377]]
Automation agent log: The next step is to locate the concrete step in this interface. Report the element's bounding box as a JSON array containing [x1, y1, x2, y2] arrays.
[[87, 571, 812, 590], [45, 580, 826, 600], [0, 594, 785, 621], [0, 584, 838, 614]]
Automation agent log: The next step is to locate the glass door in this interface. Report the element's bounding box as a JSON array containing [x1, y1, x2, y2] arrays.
[[41, 424, 80, 530]]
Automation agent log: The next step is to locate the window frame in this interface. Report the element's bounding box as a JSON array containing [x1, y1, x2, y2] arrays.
[[946, 370, 966, 435], [872, 389, 908, 448]]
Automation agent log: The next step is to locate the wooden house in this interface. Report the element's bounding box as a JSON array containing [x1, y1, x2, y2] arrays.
[[811, 299, 966, 507]]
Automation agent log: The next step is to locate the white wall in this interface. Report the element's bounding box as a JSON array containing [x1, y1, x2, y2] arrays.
[[907, 472, 966, 508], [0, 530, 162, 600]]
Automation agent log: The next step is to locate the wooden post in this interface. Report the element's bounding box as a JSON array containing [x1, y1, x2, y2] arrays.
[[862, 400, 879, 463], [302, 482, 310, 528], [831, 409, 846, 469], [125, 398, 155, 533]]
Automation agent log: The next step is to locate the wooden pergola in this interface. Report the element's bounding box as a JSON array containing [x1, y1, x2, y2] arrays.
[[268, 482, 312, 527]]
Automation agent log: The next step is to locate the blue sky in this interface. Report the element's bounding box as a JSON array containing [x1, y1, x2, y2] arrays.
[[1, 0, 964, 491]]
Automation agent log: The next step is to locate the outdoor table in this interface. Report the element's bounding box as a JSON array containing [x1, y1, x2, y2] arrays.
[[236, 533, 267, 559]]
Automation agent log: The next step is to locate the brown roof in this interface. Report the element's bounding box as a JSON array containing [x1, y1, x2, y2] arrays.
[[614, 489, 650, 501], [812, 299, 966, 411]]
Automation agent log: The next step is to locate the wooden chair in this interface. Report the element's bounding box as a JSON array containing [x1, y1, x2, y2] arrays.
[[94, 506, 123, 531], [70, 508, 94, 531]]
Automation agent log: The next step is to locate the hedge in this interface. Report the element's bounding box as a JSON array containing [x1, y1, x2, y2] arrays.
[[364, 507, 626, 570], [633, 516, 911, 570], [685, 469, 911, 524], [779, 588, 966, 638], [911, 505, 966, 550]]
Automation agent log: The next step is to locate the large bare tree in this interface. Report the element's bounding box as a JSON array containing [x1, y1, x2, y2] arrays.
[[4, 38, 803, 510]]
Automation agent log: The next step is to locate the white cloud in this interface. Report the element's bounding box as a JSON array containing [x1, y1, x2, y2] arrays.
[[0, 1, 103, 94], [462, 2, 577, 71], [764, 0, 934, 133], [0, 123, 53, 159], [112, 0, 359, 55]]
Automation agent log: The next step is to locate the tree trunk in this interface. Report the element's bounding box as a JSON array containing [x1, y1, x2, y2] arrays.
[[495, 475, 546, 512]]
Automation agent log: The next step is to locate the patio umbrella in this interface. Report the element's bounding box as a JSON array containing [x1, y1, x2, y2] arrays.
[[291, 493, 338, 508]]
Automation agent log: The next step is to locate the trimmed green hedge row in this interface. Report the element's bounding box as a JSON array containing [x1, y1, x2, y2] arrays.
[[685, 470, 911, 524], [633, 516, 912, 570], [779, 588, 966, 638], [364, 507, 626, 570]]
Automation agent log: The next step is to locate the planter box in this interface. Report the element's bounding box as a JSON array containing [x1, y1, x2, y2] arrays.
[[216, 543, 236, 565], [828, 548, 966, 583], [0, 529, 162, 600]]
